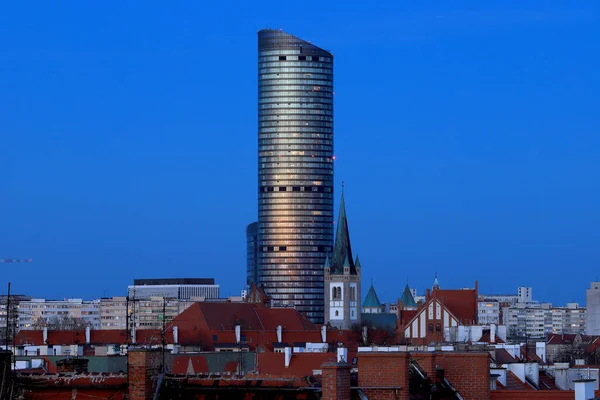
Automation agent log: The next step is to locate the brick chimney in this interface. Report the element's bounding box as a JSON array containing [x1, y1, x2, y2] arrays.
[[321, 362, 351, 400], [128, 349, 162, 400]]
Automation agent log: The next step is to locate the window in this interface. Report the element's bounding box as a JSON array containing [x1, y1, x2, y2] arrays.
[[436, 324, 441, 333], [299, 56, 306, 61], [428, 324, 434, 333], [335, 310, 339, 317], [279, 56, 286, 61]]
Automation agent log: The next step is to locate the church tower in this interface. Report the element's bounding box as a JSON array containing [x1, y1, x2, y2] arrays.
[[324, 187, 361, 329]]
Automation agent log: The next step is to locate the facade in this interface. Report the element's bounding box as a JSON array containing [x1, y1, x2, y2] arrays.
[[477, 299, 500, 325], [517, 286, 533, 303], [400, 285, 479, 344], [323, 191, 360, 329], [0, 294, 30, 344], [127, 278, 219, 300], [257, 29, 334, 323], [504, 303, 586, 339], [18, 298, 101, 330], [246, 221, 259, 288], [100, 296, 198, 330], [587, 282, 600, 335], [99, 297, 127, 330]]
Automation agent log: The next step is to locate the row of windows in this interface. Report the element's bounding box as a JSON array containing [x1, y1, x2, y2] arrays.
[[260, 103, 332, 110], [260, 73, 332, 81], [260, 76, 332, 85], [259, 91, 333, 100], [259, 157, 332, 165], [259, 185, 332, 192], [260, 276, 324, 282], [258, 52, 331, 61], [259, 143, 332, 150], [260, 234, 332, 241], [260, 203, 332, 211], [259, 61, 331, 69], [260, 162, 332, 170], [260, 112, 332, 120], [260, 208, 333, 215], [260, 99, 333, 107], [266, 293, 325, 300], [259, 197, 332, 205], [267, 288, 325, 294], [260, 271, 323, 278], [261, 222, 332, 229], [260, 121, 333, 128], [259, 67, 332, 74], [260, 173, 332, 181], [260, 85, 333, 93], [259, 258, 329, 265]]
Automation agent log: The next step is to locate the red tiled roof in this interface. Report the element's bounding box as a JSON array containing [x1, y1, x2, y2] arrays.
[[89, 330, 126, 345], [172, 355, 210, 375], [538, 370, 558, 390], [504, 371, 533, 391], [478, 330, 505, 344], [257, 352, 335, 377], [254, 308, 316, 331], [430, 289, 477, 325], [16, 330, 44, 345], [493, 349, 517, 364]]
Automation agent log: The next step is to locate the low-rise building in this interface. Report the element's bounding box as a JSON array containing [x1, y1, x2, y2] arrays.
[[127, 278, 219, 300]]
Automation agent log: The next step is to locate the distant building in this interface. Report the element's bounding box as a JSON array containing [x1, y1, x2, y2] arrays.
[[478, 299, 500, 325], [0, 295, 31, 344], [586, 282, 600, 335], [504, 302, 586, 340], [18, 298, 101, 330], [362, 285, 384, 314], [517, 286, 533, 304], [324, 190, 360, 330], [127, 278, 219, 300], [246, 222, 259, 288]]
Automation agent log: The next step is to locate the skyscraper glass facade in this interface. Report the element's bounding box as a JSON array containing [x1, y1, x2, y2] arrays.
[[257, 29, 334, 322], [246, 221, 259, 288]]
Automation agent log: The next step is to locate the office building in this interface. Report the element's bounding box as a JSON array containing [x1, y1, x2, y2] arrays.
[[586, 281, 600, 335], [127, 278, 219, 300], [246, 221, 259, 288], [257, 29, 334, 322]]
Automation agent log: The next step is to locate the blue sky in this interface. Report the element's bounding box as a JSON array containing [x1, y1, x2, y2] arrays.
[[2, 1, 599, 305]]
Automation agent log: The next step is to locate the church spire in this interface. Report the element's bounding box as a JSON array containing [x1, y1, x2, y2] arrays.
[[332, 184, 355, 274]]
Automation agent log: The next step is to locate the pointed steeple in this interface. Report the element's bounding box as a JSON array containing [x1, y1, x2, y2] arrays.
[[323, 254, 331, 268], [363, 284, 382, 308], [400, 284, 417, 307], [354, 255, 361, 270], [343, 255, 351, 268], [332, 184, 355, 274], [432, 274, 440, 291]]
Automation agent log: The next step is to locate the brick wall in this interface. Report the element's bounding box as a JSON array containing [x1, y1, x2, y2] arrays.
[[128, 349, 162, 400], [434, 352, 490, 400], [321, 362, 351, 400], [358, 352, 409, 400]]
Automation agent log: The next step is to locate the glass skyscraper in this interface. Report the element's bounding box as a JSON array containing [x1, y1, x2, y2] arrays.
[[257, 29, 334, 323]]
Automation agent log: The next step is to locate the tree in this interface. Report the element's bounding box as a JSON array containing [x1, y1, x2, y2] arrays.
[[32, 316, 92, 331]]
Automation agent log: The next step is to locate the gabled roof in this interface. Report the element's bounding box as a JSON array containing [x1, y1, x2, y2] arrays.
[[429, 289, 477, 325], [330, 189, 357, 275], [363, 285, 382, 308], [400, 284, 417, 307]]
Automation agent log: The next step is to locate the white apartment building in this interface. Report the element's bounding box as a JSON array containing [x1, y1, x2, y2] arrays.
[[478, 299, 500, 325], [18, 298, 101, 330], [100, 296, 197, 330], [127, 278, 219, 300], [517, 286, 533, 304], [504, 302, 586, 339], [586, 282, 600, 335]]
